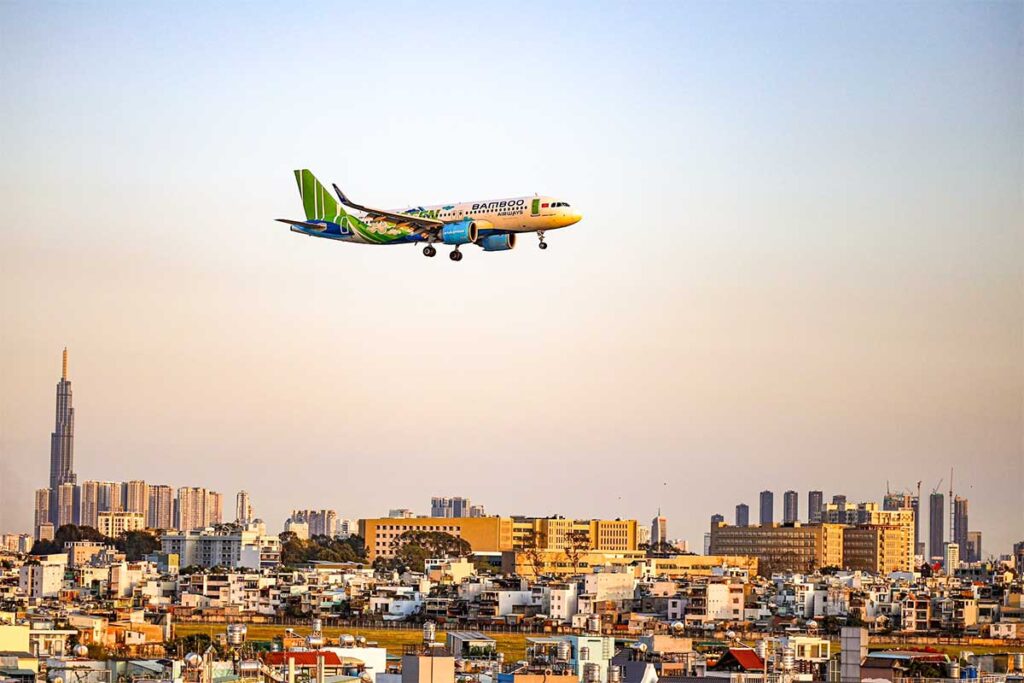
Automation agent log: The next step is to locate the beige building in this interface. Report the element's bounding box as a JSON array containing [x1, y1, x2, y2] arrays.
[[843, 524, 912, 573], [98, 511, 145, 538], [709, 522, 845, 575], [360, 517, 514, 562]]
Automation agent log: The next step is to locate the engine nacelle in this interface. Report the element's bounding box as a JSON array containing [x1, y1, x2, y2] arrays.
[[441, 220, 479, 245], [479, 233, 516, 251]]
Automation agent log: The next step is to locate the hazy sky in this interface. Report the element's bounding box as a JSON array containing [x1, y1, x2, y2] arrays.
[[1, 2, 1021, 554]]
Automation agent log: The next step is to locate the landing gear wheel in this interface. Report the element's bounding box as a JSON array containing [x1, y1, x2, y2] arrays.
[[537, 230, 547, 250], [449, 249, 463, 262], [539, 241, 548, 250], [423, 245, 436, 257]]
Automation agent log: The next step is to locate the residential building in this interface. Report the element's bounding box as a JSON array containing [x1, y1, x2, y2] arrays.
[[97, 511, 145, 537], [235, 491, 253, 525], [388, 509, 415, 518], [953, 496, 969, 554], [147, 484, 174, 528], [55, 482, 76, 527], [160, 526, 281, 569], [19, 562, 64, 598], [34, 488, 51, 538], [808, 491, 823, 524], [124, 480, 148, 516], [944, 542, 960, 573], [966, 531, 982, 563], [783, 491, 799, 524], [759, 490, 774, 525], [175, 487, 221, 530], [290, 509, 338, 537], [78, 480, 101, 528], [431, 496, 473, 518]]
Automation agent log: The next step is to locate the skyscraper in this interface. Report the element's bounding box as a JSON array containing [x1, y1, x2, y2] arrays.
[[966, 531, 982, 563], [125, 480, 149, 516], [79, 481, 101, 528], [651, 510, 668, 545], [831, 494, 847, 506], [236, 491, 253, 525], [929, 492, 945, 559], [783, 490, 799, 524], [56, 483, 76, 527], [808, 490, 824, 523], [48, 348, 77, 523], [431, 496, 473, 518], [953, 496, 969, 552], [735, 503, 749, 527], [759, 490, 774, 526], [147, 485, 174, 529], [710, 513, 725, 528], [33, 489, 51, 538], [175, 487, 207, 531], [206, 491, 223, 525]]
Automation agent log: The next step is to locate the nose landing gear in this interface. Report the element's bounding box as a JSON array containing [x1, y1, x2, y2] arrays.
[[537, 231, 548, 250]]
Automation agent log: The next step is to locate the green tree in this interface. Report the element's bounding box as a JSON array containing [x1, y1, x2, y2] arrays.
[[115, 530, 160, 561]]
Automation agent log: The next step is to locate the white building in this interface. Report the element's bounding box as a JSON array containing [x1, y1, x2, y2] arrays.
[[20, 563, 64, 598], [161, 527, 280, 569], [98, 511, 145, 537]]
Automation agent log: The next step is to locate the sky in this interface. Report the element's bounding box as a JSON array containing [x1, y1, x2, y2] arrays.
[[1, 1, 1021, 555]]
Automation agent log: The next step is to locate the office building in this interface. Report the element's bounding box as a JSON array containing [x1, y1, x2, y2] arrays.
[[236, 491, 253, 525], [98, 511, 145, 538], [710, 513, 724, 529], [843, 524, 913, 573], [651, 510, 668, 545], [929, 492, 945, 559], [147, 485, 174, 528], [709, 522, 844, 575], [783, 490, 799, 524], [759, 490, 774, 525], [431, 496, 473, 518], [808, 490, 824, 524], [124, 480, 148, 515], [735, 503, 749, 527], [953, 496, 969, 553], [48, 349, 77, 525], [831, 494, 847, 506], [966, 531, 982, 563]]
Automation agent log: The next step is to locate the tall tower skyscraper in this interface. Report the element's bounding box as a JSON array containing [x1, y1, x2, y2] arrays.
[[953, 496, 969, 552], [48, 348, 77, 524], [735, 503, 749, 527], [783, 490, 799, 524], [929, 491, 945, 559], [651, 509, 668, 545], [147, 485, 174, 529], [808, 490, 824, 523], [759, 490, 774, 525]]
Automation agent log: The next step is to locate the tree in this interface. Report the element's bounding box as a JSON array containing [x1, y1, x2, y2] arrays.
[[279, 533, 368, 567], [564, 530, 591, 576], [521, 531, 545, 578], [115, 530, 160, 561], [383, 531, 472, 573], [30, 524, 109, 555]]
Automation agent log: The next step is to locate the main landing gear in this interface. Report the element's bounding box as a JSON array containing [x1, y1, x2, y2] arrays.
[[422, 244, 437, 258], [537, 230, 548, 250], [449, 247, 463, 262]]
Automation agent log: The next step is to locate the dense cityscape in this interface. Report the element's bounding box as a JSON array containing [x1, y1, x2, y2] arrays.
[[3, 354, 1023, 683]]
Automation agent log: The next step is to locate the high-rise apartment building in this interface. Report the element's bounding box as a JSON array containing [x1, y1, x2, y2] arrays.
[[206, 491, 223, 525], [235, 491, 253, 525], [48, 349, 77, 524], [966, 531, 982, 563], [125, 480, 148, 515], [953, 496, 969, 554], [34, 489, 51, 538], [883, 491, 921, 558], [97, 481, 123, 512], [759, 490, 774, 525], [175, 487, 214, 531], [944, 542, 960, 573], [929, 492, 945, 559], [56, 483, 76, 527], [783, 490, 799, 524], [146, 485, 174, 528], [735, 503, 749, 527], [79, 480, 101, 528], [290, 509, 339, 537], [808, 491, 824, 524]]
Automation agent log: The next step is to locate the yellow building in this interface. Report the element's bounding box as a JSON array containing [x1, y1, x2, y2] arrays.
[[642, 554, 759, 578], [359, 517, 514, 562], [361, 516, 638, 563], [709, 523, 845, 575], [97, 511, 145, 538], [843, 524, 913, 573]]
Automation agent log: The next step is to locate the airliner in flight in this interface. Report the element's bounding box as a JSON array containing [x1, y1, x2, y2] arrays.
[[277, 170, 583, 261]]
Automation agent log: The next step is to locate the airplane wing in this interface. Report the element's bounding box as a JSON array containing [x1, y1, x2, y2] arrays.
[[332, 183, 444, 235], [275, 218, 328, 231]]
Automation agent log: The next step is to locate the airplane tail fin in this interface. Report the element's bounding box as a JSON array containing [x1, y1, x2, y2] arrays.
[[294, 169, 346, 220]]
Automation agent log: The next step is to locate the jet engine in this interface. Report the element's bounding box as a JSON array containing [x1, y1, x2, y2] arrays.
[[479, 233, 516, 251], [440, 220, 479, 245]]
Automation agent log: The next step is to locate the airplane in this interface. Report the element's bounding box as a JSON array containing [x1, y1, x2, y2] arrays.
[[277, 169, 583, 262]]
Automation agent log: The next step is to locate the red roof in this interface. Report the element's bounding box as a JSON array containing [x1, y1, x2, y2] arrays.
[[728, 648, 765, 671], [264, 652, 344, 667]]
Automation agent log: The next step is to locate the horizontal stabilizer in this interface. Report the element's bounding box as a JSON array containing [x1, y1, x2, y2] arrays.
[[275, 218, 328, 231]]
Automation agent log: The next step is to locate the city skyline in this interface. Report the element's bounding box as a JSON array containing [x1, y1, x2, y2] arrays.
[[1, 3, 1020, 554]]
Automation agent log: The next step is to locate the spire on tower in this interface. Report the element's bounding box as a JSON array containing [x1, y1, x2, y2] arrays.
[[62, 347, 68, 380]]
